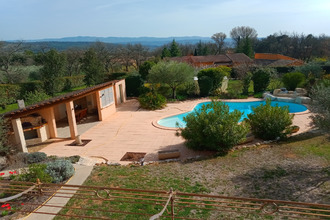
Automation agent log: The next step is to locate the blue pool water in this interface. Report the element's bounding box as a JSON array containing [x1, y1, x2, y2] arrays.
[[158, 101, 307, 128]]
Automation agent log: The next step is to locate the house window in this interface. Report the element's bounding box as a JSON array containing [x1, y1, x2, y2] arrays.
[[100, 87, 114, 108]]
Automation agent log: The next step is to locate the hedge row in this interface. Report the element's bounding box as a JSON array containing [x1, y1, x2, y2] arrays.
[[0, 75, 86, 105]]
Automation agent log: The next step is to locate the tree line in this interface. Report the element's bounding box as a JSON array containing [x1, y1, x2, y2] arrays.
[[1, 26, 329, 92]]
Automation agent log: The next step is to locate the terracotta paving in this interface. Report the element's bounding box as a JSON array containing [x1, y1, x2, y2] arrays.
[[40, 98, 313, 164]]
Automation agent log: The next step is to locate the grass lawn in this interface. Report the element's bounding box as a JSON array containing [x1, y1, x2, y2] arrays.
[[0, 103, 18, 114], [227, 79, 283, 96], [56, 133, 330, 219]]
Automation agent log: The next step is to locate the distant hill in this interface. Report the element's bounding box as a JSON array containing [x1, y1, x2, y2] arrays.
[[7, 36, 234, 51], [25, 36, 215, 45]]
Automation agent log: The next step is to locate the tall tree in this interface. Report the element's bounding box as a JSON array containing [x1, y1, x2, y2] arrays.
[[81, 48, 105, 86], [91, 41, 117, 73], [40, 49, 66, 96], [230, 26, 258, 56], [64, 48, 83, 76], [211, 32, 227, 54], [161, 47, 171, 59], [195, 41, 210, 56], [117, 45, 132, 72], [148, 61, 194, 99], [241, 37, 253, 58], [128, 43, 149, 70], [169, 40, 181, 57]]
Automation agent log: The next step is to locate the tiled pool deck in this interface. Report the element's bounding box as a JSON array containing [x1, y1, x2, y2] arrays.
[[40, 98, 313, 164]]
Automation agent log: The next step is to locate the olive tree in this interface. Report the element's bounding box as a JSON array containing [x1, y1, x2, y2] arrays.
[[148, 61, 195, 99], [310, 82, 330, 132]]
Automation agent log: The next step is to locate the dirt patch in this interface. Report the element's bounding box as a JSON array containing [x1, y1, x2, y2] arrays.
[[120, 152, 146, 161]]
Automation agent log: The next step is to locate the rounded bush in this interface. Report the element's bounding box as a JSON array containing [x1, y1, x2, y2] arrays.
[[46, 159, 74, 183], [138, 92, 166, 110], [282, 72, 306, 91], [247, 100, 294, 140], [198, 76, 213, 97], [178, 101, 250, 154], [16, 163, 53, 183], [197, 67, 230, 92], [26, 152, 47, 164]]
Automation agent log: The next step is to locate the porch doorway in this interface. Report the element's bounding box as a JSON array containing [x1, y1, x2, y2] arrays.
[[54, 95, 100, 138]]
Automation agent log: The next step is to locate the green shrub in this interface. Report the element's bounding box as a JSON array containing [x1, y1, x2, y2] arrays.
[[65, 75, 85, 88], [62, 78, 72, 91], [16, 163, 53, 183], [66, 155, 81, 164], [175, 95, 187, 101], [198, 76, 213, 97], [275, 66, 295, 75], [176, 82, 199, 98], [26, 152, 48, 164], [59, 75, 86, 92], [253, 92, 264, 98], [247, 99, 294, 140], [282, 72, 306, 91], [295, 62, 324, 78], [197, 66, 231, 92], [156, 84, 172, 98], [125, 74, 144, 97], [322, 65, 330, 74], [252, 68, 271, 93], [46, 160, 74, 183], [23, 91, 51, 106], [19, 81, 43, 98], [138, 92, 166, 110], [242, 72, 252, 95], [310, 82, 330, 131], [178, 100, 250, 154], [218, 89, 248, 99]]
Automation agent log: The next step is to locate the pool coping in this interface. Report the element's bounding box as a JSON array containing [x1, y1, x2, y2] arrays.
[[152, 98, 310, 131]]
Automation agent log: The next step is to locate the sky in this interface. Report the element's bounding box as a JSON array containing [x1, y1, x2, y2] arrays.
[[1, 0, 330, 41]]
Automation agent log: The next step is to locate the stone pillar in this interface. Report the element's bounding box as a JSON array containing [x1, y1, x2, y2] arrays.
[[221, 76, 229, 93], [95, 91, 103, 121], [11, 118, 28, 152], [38, 107, 57, 138], [66, 101, 78, 140], [37, 126, 48, 142]]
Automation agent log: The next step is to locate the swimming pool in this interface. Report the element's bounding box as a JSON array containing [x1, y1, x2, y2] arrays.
[[157, 101, 308, 128]]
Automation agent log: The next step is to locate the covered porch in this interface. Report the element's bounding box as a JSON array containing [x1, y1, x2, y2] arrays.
[[6, 79, 126, 153]]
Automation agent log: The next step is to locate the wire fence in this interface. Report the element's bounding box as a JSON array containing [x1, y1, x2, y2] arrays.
[[0, 180, 329, 219]]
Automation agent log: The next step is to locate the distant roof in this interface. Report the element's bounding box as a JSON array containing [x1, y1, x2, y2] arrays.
[[170, 53, 253, 67], [3, 80, 120, 119], [254, 53, 304, 67]]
